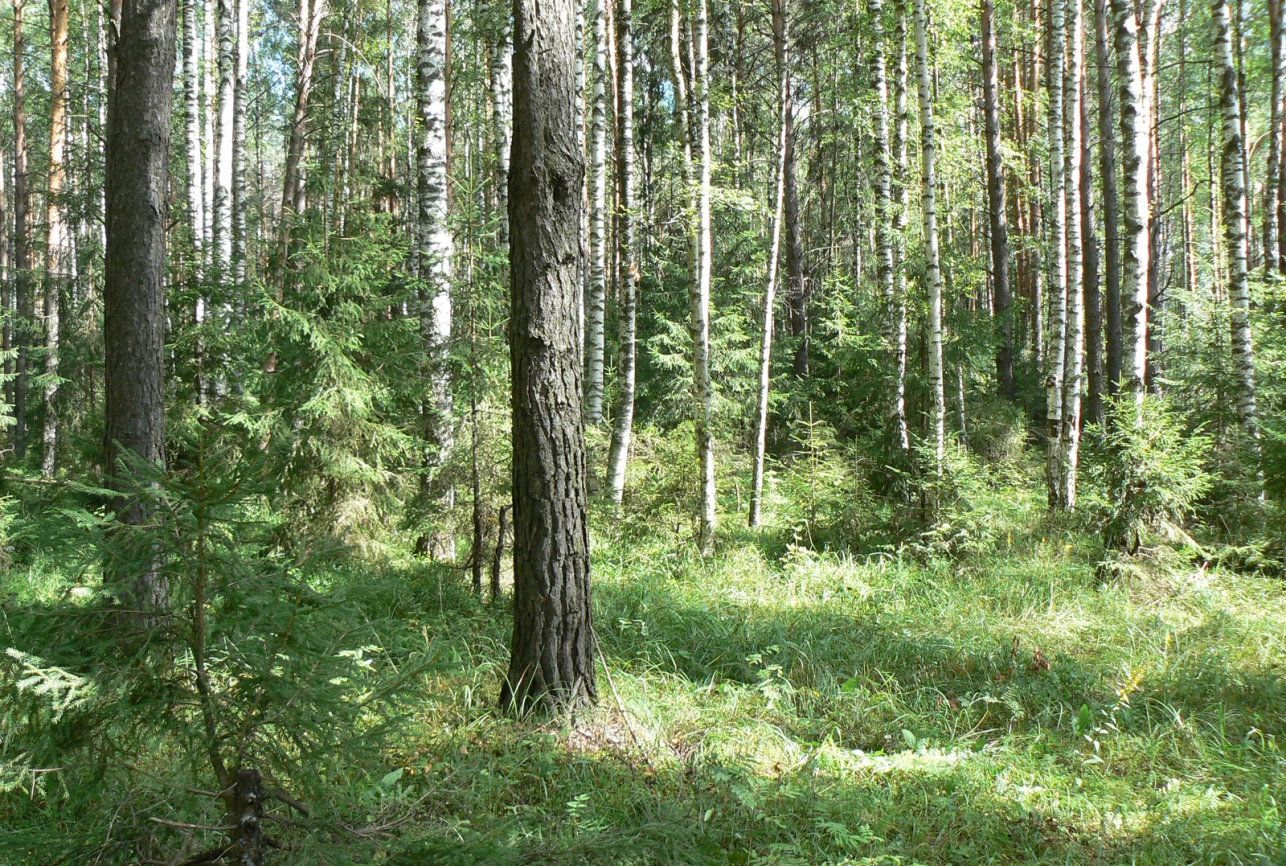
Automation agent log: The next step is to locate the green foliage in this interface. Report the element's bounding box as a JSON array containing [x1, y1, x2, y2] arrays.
[[1083, 395, 1213, 553]]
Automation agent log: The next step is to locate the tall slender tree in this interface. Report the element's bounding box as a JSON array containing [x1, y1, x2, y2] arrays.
[[873, 0, 906, 452], [104, 0, 178, 612], [1268, 0, 1284, 274], [981, 0, 1012, 401], [1094, 0, 1121, 396], [605, 0, 637, 505], [501, 0, 596, 715], [1045, 0, 1068, 505], [276, 0, 326, 275], [584, 0, 608, 425], [1213, 0, 1256, 442], [1113, 0, 1150, 404], [42, 0, 70, 478], [183, 0, 205, 270], [1060, 0, 1085, 509], [416, 0, 456, 558], [1081, 76, 1103, 425], [890, 0, 911, 454], [232, 0, 248, 287], [12, 0, 31, 460], [912, 0, 944, 472], [213, 0, 234, 275], [749, 0, 791, 529], [489, 2, 512, 246]]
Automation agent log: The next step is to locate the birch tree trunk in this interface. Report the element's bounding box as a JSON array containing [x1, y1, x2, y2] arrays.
[[1213, 0, 1256, 442], [1267, 0, 1284, 274], [42, 0, 71, 479], [873, 0, 906, 453], [12, 0, 31, 460], [1081, 75, 1103, 426], [1045, 0, 1068, 506], [981, 0, 1012, 400], [890, 0, 910, 455], [691, 0, 717, 552], [416, 0, 456, 558], [912, 0, 944, 472], [183, 0, 205, 270], [489, 4, 512, 246], [501, 0, 596, 715], [1113, 0, 1151, 404], [232, 0, 247, 287], [605, 0, 636, 504], [1094, 0, 1121, 396], [213, 0, 234, 276], [105, 0, 177, 613], [748, 0, 791, 529], [203, 0, 216, 256], [584, 0, 608, 425], [1060, 0, 1085, 509]]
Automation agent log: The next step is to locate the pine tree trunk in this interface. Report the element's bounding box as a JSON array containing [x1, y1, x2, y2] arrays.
[[584, 0, 608, 425], [1046, 0, 1068, 507], [42, 0, 70, 479], [1213, 0, 1256, 442], [749, 0, 791, 530], [891, 0, 910, 455], [183, 0, 205, 270], [276, 0, 326, 277], [1060, 0, 1085, 509], [416, 0, 456, 559], [489, 4, 512, 247], [982, 0, 1012, 401], [605, 0, 636, 505], [691, 0, 716, 552], [912, 0, 944, 472], [1094, 0, 1121, 396], [105, 0, 177, 614], [1113, 0, 1150, 404], [501, 0, 596, 715], [12, 0, 31, 460]]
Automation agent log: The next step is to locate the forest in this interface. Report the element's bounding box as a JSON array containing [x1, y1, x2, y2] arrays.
[[0, 0, 1284, 858]]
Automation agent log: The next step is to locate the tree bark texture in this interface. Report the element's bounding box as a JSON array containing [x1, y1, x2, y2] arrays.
[[1060, 0, 1085, 509], [104, 0, 177, 612], [501, 0, 596, 715], [1113, 0, 1150, 404], [43, 0, 71, 479], [1094, 0, 1121, 397], [12, 0, 31, 460], [1046, 0, 1068, 507], [606, 0, 637, 505], [584, 0, 608, 425], [912, 0, 944, 472], [981, 0, 1013, 401]]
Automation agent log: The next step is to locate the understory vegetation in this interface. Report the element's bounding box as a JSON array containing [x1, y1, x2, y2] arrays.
[[3, 428, 1284, 865]]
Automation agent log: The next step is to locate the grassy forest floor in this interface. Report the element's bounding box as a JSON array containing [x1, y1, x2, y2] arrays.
[[3, 450, 1286, 865]]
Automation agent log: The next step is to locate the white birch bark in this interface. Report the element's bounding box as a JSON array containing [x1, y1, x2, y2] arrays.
[[232, 0, 247, 287], [606, 0, 636, 504], [912, 0, 944, 472], [203, 0, 217, 263], [891, 0, 910, 455], [1045, 0, 1068, 506], [692, 0, 716, 552], [1112, 0, 1150, 403], [584, 0, 608, 425], [749, 0, 791, 529], [871, 0, 904, 456], [416, 0, 456, 551], [489, 4, 512, 246], [183, 0, 205, 270], [1061, 0, 1085, 509], [1214, 0, 1257, 440]]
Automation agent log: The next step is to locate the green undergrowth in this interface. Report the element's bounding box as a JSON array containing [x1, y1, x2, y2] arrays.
[[2, 459, 1285, 865]]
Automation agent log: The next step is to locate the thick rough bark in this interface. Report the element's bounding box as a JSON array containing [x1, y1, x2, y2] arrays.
[[1113, 0, 1150, 404], [12, 0, 31, 460], [105, 0, 176, 612], [605, 0, 637, 505], [981, 0, 1012, 401], [1213, 0, 1256, 441], [1093, 0, 1121, 396], [1060, 0, 1085, 509], [1046, 0, 1068, 507], [584, 0, 608, 425], [42, 0, 70, 479], [749, 0, 791, 530], [912, 0, 944, 472], [501, 0, 596, 715], [416, 0, 456, 557]]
